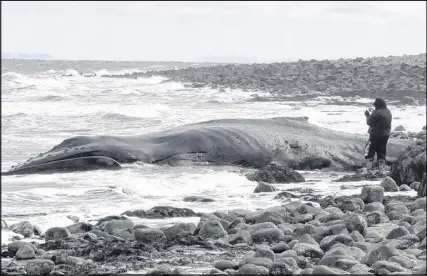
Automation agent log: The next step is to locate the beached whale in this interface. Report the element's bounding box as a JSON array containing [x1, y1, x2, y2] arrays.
[[2, 117, 412, 175]]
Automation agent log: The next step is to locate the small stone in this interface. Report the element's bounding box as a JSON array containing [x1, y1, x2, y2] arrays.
[[247, 222, 277, 235], [320, 234, 354, 251], [103, 219, 134, 234], [237, 264, 269, 275], [292, 243, 324, 258], [66, 222, 94, 234], [244, 257, 273, 269], [252, 228, 284, 243], [8, 241, 37, 254], [269, 258, 299, 275], [66, 215, 79, 223], [297, 233, 318, 246], [229, 230, 252, 245], [254, 247, 275, 261], [386, 226, 410, 239], [214, 260, 239, 271], [163, 223, 197, 240], [380, 177, 399, 192], [389, 255, 417, 269], [271, 242, 290, 253], [312, 265, 349, 274], [364, 228, 385, 243], [372, 260, 411, 273], [25, 259, 55, 275]]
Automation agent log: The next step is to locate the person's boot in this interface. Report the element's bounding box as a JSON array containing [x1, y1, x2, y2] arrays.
[[366, 159, 374, 176], [378, 159, 386, 176]]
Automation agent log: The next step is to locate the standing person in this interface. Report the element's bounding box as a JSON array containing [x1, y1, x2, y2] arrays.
[[364, 98, 392, 175]]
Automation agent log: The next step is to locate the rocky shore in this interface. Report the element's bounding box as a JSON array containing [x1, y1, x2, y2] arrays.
[[106, 54, 426, 104], [2, 188, 426, 275]]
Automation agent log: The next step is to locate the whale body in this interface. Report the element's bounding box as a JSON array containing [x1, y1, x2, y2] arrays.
[[2, 117, 412, 175]]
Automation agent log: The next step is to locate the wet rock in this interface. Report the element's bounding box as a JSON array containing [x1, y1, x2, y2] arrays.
[[271, 242, 290, 253], [394, 125, 406, 131], [24, 259, 55, 275], [9, 221, 33, 237], [243, 257, 273, 269], [389, 255, 417, 269], [380, 177, 399, 192], [183, 196, 214, 202], [350, 230, 365, 242], [237, 264, 269, 275], [399, 184, 412, 191], [229, 230, 252, 245], [386, 226, 410, 239], [269, 258, 299, 275], [163, 223, 197, 240], [320, 234, 354, 251], [344, 214, 367, 235], [362, 244, 399, 266], [122, 206, 199, 218], [292, 243, 324, 258], [8, 241, 38, 255], [44, 227, 71, 242], [246, 164, 305, 184], [297, 233, 318, 246], [253, 182, 278, 193], [347, 263, 374, 274], [247, 222, 277, 234], [360, 186, 384, 203], [214, 260, 239, 271], [102, 219, 134, 234], [255, 212, 287, 225], [134, 228, 167, 244], [411, 181, 421, 191], [363, 202, 385, 213], [252, 228, 284, 243], [66, 222, 94, 234], [66, 215, 79, 223], [390, 143, 426, 186], [372, 260, 411, 273], [366, 211, 389, 226], [198, 221, 227, 240], [15, 244, 36, 260], [312, 265, 349, 274], [254, 246, 275, 262], [364, 228, 385, 243]]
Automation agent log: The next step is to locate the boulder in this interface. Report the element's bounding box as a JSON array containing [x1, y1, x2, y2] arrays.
[[362, 245, 399, 266], [246, 164, 305, 183], [8, 241, 37, 255], [390, 143, 426, 186], [312, 265, 349, 274], [399, 184, 412, 191], [363, 202, 385, 213], [394, 125, 406, 131], [269, 258, 299, 274], [229, 230, 252, 245], [15, 245, 36, 260], [253, 182, 278, 193], [103, 219, 134, 234], [66, 222, 94, 234], [360, 186, 384, 203], [24, 259, 55, 275], [386, 226, 410, 239], [344, 214, 368, 235], [252, 228, 284, 243], [410, 181, 421, 191], [214, 260, 239, 271], [134, 228, 167, 244], [44, 227, 71, 241], [198, 221, 227, 240], [292, 243, 324, 258], [380, 177, 399, 192], [163, 223, 197, 240], [9, 221, 33, 237]]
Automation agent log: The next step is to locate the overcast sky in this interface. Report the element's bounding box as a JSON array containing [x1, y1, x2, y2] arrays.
[[2, 1, 426, 62]]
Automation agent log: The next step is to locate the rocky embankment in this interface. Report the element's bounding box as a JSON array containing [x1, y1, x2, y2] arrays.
[[107, 54, 426, 104], [2, 189, 426, 275]]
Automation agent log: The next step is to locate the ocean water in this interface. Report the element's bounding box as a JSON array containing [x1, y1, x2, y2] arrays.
[[1, 60, 425, 244]]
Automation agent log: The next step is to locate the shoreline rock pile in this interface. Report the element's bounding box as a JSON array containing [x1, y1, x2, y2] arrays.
[[2, 188, 426, 275], [106, 54, 426, 104]]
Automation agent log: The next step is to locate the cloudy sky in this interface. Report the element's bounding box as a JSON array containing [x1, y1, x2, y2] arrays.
[[2, 1, 426, 62]]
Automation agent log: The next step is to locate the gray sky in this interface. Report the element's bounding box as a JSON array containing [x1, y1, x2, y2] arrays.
[[2, 1, 426, 62]]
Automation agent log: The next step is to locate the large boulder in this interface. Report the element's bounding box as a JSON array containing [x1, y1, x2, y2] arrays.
[[253, 182, 278, 193], [9, 221, 33, 237], [390, 143, 426, 186], [246, 164, 305, 183], [380, 177, 399, 192], [360, 186, 384, 203]]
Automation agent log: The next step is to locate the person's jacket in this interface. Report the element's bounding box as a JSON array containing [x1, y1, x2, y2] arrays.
[[366, 108, 392, 137]]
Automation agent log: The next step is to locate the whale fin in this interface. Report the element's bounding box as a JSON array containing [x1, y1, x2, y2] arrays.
[[2, 156, 121, 175]]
